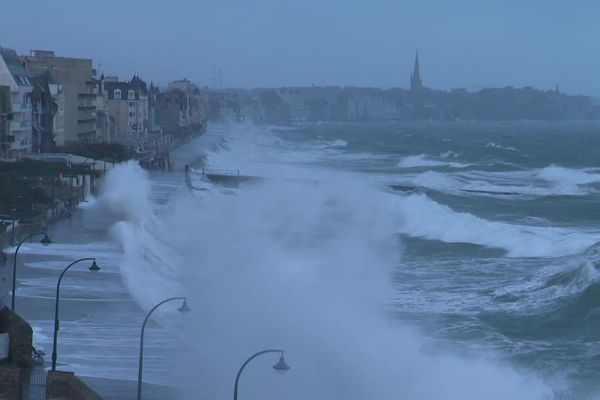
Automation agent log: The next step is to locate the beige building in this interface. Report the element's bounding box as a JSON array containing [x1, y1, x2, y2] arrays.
[[22, 50, 97, 145], [104, 75, 148, 148], [0, 46, 33, 158]]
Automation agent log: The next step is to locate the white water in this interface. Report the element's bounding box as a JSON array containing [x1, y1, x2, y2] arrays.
[[91, 124, 556, 399], [537, 165, 600, 193], [485, 142, 519, 151], [395, 193, 600, 257], [400, 165, 600, 198], [398, 154, 470, 169]]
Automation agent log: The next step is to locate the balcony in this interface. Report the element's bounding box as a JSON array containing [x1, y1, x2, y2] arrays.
[[11, 103, 31, 112], [77, 118, 96, 124], [10, 140, 30, 150], [0, 134, 15, 144], [10, 120, 31, 131]]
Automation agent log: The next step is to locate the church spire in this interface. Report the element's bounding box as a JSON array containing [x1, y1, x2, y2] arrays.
[[410, 51, 423, 92]]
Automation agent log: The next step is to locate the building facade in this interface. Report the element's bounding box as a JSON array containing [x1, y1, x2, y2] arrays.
[[30, 70, 61, 152], [104, 75, 148, 148], [0, 47, 33, 158], [22, 50, 97, 146]]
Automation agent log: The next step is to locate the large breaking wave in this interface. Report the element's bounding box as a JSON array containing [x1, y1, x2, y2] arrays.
[[91, 124, 556, 399]]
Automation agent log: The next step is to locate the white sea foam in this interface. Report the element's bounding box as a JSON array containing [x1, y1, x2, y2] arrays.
[[411, 170, 460, 190], [395, 193, 600, 257], [485, 142, 519, 151], [439, 150, 461, 159], [320, 138, 348, 148], [402, 167, 600, 198], [398, 154, 469, 169], [93, 162, 185, 312], [94, 126, 553, 399], [536, 165, 600, 193]]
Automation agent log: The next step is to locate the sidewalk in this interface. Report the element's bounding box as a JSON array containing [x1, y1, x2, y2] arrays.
[[81, 377, 185, 400]]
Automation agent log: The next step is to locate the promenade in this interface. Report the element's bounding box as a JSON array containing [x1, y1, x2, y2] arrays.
[[0, 125, 226, 399]]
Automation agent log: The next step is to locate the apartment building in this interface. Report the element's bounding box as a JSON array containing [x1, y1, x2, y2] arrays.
[[104, 75, 148, 147], [0, 47, 33, 158], [22, 50, 97, 145], [30, 70, 63, 152]]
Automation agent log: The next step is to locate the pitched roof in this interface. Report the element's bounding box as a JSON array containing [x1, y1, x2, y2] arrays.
[[0, 46, 31, 87], [105, 80, 148, 101], [130, 75, 148, 95]]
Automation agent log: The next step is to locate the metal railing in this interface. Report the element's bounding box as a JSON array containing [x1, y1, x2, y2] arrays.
[[201, 168, 240, 176], [23, 363, 47, 400]]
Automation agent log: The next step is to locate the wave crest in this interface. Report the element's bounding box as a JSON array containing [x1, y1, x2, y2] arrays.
[[398, 154, 469, 169]]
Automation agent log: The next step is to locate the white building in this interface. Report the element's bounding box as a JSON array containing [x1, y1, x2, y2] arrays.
[[0, 46, 33, 157]]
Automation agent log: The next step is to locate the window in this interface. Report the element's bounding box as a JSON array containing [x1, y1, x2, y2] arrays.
[[129, 101, 135, 107], [114, 89, 121, 100], [128, 90, 135, 100], [128, 112, 134, 117]]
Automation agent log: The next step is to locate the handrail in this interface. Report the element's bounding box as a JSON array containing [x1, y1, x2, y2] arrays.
[[202, 168, 240, 176]]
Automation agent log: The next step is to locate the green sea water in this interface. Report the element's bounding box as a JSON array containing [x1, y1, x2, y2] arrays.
[[269, 121, 600, 398]]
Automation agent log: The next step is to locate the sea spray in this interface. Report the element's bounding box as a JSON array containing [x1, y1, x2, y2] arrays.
[[81, 121, 600, 397], [95, 161, 185, 311], [166, 173, 550, 399], [95, 169, 550, 398]]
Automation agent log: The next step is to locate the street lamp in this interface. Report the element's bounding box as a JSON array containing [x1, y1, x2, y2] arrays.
[[137, 297, 190, 400], [233, 349, 290, 400], [51, 257, 100, 371], [11, 232, 51, 311]]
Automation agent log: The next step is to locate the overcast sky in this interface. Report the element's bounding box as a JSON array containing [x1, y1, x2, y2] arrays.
[[2, 0, 599, 95]]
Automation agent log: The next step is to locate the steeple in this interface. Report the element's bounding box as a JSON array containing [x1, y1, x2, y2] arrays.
[[410, 51, 423, 92]]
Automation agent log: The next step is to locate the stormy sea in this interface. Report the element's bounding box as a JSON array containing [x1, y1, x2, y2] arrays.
[[15, 121, 600, 399]]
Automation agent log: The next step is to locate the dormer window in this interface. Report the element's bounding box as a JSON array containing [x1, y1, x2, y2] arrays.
[[128, 90, 135, 100], [114, 89, 122, 100]]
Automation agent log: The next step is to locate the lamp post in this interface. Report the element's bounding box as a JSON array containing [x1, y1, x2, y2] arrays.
[[11, 232, 51, 311], [51, 257, 100, 371], [233, 349, 290, 400], [9, 209, 15, 247], [137, 297, 190, 400]]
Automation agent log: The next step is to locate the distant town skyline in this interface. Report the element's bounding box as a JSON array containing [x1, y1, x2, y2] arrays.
[[2, 1, 600, 96]]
